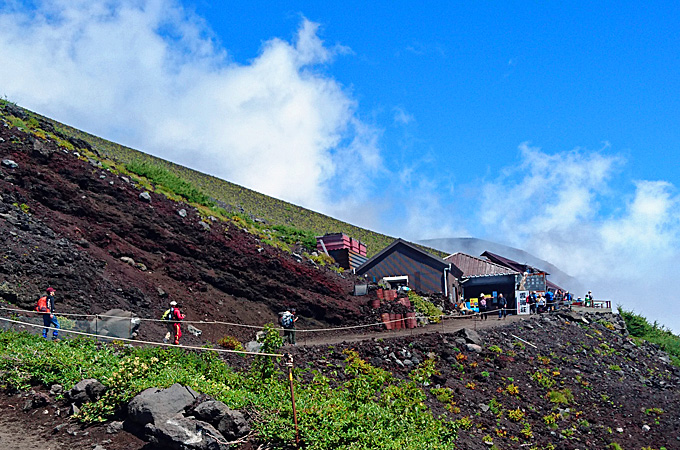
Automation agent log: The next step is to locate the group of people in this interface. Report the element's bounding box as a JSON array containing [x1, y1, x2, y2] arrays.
[[34, 286, 301, 347], [35, 286, 187, 345], [459, 288, 592, 319], [527, 289, 577, 314], [34, 283, 594, 349], [477, 293, 508, 320], [456, 293, 508, 320]]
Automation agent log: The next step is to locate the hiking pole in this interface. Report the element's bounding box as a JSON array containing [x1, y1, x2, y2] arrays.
[[285, 353, 300, 447]]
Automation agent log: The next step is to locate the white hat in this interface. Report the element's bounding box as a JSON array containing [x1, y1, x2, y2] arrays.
[[170, 301, 177, 306]]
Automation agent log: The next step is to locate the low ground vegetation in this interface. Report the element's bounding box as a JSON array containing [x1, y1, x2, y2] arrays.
[[618, 306, 680, 366], [2, 311, 679, 449]]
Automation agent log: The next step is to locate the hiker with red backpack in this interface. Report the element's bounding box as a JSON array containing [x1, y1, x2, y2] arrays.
[[162, 300, 185, 345], [36, 287, 60, 340]]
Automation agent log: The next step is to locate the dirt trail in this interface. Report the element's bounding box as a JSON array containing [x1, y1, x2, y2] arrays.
[[296, 314, 523, 347]]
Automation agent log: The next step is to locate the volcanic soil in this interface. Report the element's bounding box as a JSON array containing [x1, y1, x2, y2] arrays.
[[2, 104, 680, 450], [0, 108, 371, 346], [4, 311, 680, 450]]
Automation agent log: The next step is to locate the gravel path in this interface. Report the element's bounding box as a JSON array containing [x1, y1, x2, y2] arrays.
[[295, 314, 523, 347]]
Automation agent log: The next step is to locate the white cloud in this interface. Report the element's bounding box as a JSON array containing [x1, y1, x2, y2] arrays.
[[393, 106, 414, 125], [0, 0, 381, 212], [480, 143, 680, 332]]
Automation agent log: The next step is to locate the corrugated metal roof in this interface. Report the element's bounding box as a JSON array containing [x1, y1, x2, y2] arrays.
[[445, 252, 520, 278], [481, 251, 549, 275]]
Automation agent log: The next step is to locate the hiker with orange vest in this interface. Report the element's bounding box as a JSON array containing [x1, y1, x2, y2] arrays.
[[36, 287, 60, 340], [162, 300, 185, 345]]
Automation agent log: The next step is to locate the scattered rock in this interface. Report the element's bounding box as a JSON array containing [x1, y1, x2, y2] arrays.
[[187, 324, 203, 337], [2, 159, 18, 168], [139, 192, 152, 202], [120, 256, 135, 266], [65, 379, 107, 405], [466, 343, 483, 353], [456, 328, 483, 346], [245, 341, 261, 353], [106, 420, 124, 434], [89, 309, 140, 339], [145, 415, 227, 450]]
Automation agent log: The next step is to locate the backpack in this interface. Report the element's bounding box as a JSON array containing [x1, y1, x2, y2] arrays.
[[280, 312, 294, 328], [35, 296, 48, 313], [162, 307, 175, 321]]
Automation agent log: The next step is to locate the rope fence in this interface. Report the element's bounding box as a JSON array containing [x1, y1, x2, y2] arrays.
[[0, 304, 500, 335], [0, 298, 605, 344], [0, 315, 284, 357]]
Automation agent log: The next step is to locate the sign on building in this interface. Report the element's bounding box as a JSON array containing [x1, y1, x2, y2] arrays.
[[515, 273, 546, 292], [516, 290, 530, 315]]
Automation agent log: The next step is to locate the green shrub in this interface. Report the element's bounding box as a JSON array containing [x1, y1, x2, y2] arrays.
[[271, 224, 317, 250], [508, 407, 525, 422], [546, 388, 574, 405], [217, 335, 244, 351], [408, 291, 442, 323], [252, 323, 283, 380], [126, 160, 215, 207], [619, 307, 680, 366]]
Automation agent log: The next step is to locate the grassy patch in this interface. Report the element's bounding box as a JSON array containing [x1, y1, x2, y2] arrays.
[[0, 330, 458, 449], [619, 307, 680, 366], [408, 291, 442, 323]]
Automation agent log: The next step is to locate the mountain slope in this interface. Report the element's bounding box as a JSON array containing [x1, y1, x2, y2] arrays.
[[2, 101, 416, 258], [0, 102, 366, 343]]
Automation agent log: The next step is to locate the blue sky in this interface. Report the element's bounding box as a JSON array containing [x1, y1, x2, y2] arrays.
[[1, 1, 679, 331]]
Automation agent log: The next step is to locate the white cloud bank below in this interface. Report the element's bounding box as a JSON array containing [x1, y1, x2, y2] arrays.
[[0, 0, 381, 213]]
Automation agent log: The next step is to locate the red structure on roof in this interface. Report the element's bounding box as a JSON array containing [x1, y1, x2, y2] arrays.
[[317, 233, 367, 256], [317, 233, 368, 270]]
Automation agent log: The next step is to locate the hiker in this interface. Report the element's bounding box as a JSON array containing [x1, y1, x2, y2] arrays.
[[545, 290, 555, 312], [585, 290, 594, 307], [162, 300, 185, 345], [555, 290, 563, 311], [528, 291, 537, 315], [498, 293, 507, 319], [36, 287, 60, 340], [280, 308, 298, 345], [537, 294, 546, 313], [479, 293, 488, 320]]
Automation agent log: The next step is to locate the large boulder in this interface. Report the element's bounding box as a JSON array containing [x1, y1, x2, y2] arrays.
[[145, 415, 228, 450], [65, 378, 107, 405], [191, 400, 250, 440], [128, 384, 199, 426], [192, 400, 231, 423], [88, 309, 141, 339], [216, 410, 249, 440]]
